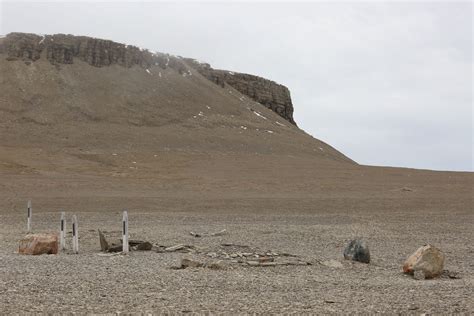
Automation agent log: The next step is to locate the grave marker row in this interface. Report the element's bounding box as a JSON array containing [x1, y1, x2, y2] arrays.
[[25, 201, 129, 254]]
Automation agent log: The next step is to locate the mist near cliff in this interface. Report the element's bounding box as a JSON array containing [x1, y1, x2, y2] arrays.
[[1, 1, 471, 171]]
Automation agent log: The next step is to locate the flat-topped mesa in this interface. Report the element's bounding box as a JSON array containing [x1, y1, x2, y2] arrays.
[[184, 59, 296, 125], [0, 32, 296, 125], [0, 32, 188, 71]]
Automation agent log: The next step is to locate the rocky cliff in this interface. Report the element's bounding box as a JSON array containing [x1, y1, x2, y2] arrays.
[[183, 60, 296, 125], [0, 32, 296, 125]]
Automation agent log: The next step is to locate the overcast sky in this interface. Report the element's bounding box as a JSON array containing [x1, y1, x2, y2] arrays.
[[1, 1, 472, 171]]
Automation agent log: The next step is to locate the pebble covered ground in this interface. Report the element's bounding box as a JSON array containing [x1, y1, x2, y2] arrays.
[[0, 198, 472, 314]]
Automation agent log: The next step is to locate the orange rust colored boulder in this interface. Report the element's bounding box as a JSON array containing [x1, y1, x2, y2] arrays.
[[19, 233, 59, 255], [403, 244, 445, 279]]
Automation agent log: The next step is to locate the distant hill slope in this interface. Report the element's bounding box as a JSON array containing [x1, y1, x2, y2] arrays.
[[0, 32, 354, 180], [0, 32, 295, 124], [0, 33, 472, 209]]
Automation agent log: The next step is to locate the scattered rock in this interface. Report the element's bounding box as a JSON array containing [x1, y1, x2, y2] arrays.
[[180, 258, 204, 269], [134, 241, 153, 251], [98, 230, 109, 252], [165, 244, 185, 252], [189, 229, 227, 238], [220, 243, 250, 248], [205, 260, 226, 270], [19, 233, 58, 255], [177, 258, 226, 270], [321, 259, 343, 269], [153, 245, 167, 253], [107, 244, 123, 253], [165, 244, 194, 252], [442, 270, 461, 279], [403, 244, 445, 279], [127, 240, 148, 247], [246, 260, 310, 267], [210, 229, 227, 236], [343, 239, 370, 264], [257, 257, 274, 263], [97, 252, 124, 257]]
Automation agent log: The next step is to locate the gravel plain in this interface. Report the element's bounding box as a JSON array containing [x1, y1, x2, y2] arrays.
[[1, 194, 472, 314]]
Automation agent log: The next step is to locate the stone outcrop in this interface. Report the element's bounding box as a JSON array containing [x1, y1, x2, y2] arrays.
[[0, 32, 297, 125], [0, 32, 187, 72], [184, 59, 296, 125]]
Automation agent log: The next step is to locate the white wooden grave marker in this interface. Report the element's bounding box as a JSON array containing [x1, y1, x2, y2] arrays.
[[72, 215, 79, 254], [27, 200, 32, 232], [60, 211, 66, 251], [122, 210, 129, 253]]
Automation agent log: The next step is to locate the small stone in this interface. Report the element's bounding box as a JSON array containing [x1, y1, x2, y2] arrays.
[[107, 244, 123, 253], [165, 244, 186, 252], [205, 260, 225, 270], [343, 239, 370, 263], [98, 230, 109, 252], [135, 241, 152, 251], [210, 229, 227, 236], [403, 244, 445, 279], [321, 259, 343, 269], [257, 257, 274, 263], [152, 245, 167, 253], [19, 233, 58, 255], [180, 258, 203, 269], [128, 240, 148, 247]]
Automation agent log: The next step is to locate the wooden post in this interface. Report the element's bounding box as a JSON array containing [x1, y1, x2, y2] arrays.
[[122, 210, 129, 253], [60, 211, 66, 251], [27, 200, 32, 232], [72, 215, 79, 254]]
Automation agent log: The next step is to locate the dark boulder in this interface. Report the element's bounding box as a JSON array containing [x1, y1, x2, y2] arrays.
[[343, 239, 370, 263]]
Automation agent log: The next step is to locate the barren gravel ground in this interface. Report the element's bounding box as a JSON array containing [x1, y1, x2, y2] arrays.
[[1, 193, 473, 314]]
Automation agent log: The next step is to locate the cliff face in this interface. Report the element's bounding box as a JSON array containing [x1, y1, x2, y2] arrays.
[[0, 32, 295, 125], [184, 60, 296, 125], [0, 32, 186, 71]]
